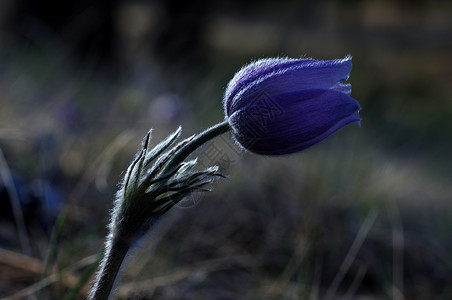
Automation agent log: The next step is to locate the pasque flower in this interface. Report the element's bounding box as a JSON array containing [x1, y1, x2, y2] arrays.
[[90, 55, 362, 300], [224, 56, 361, 155]]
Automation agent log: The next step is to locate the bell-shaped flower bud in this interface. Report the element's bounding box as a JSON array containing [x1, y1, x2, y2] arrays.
[[224, 56, 361, 155]]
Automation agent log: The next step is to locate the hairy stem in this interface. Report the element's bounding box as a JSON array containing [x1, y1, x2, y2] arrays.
[[160, 120, 231, 175], [88, 238, 130, 300]]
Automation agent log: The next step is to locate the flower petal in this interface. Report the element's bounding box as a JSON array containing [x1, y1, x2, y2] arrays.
[[228, 89, 360, 155], [226, 57, 352, 117], [331, 82, 352, 95], [224, 58, 315, 116]]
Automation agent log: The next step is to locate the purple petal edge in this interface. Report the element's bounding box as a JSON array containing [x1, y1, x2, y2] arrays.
[[225, 56, 353, 117], [224, 58, 314, 116]]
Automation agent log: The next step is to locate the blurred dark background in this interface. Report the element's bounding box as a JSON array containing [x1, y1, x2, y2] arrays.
[[1, 0, 452, 299]]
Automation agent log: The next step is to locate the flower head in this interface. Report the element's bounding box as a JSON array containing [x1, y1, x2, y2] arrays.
[[224, 56, 361, 155]]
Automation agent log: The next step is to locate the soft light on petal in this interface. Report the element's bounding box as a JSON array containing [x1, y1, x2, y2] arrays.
[[331, 82, 352, 95], [226, 57, 352, 116], [224, 58, 314, 116]]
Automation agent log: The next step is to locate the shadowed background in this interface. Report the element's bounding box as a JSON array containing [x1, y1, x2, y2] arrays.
[[1, 0, 451, 299]]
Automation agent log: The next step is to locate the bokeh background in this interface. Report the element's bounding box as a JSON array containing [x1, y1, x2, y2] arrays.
[[1, 0, 452, 299]]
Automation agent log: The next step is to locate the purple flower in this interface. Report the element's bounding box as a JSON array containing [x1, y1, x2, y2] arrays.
[[223, 56, 361, 155]]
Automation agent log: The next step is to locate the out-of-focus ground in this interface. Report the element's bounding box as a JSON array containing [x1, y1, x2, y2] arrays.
[[1, 0, 452, 299]]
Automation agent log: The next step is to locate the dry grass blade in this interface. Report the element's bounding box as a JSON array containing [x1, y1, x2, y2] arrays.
[[391, 204, 404, 300], [0, 149, 31, 254], [1, 254, 98, 300], [117, 254, 258, 297], [0, 248, 43, 275], [324, 209, 378, 300], [343, 265, 367, 300], [268, 237, 309, 295]]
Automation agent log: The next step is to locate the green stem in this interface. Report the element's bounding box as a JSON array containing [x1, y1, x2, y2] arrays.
[[160, 120, 231, 174], [88, 238, 130, 300]]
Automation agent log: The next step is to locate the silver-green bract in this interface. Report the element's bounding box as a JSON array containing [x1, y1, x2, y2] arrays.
[[111, 127, 223, 245], [90, 124, 229, 300]]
